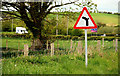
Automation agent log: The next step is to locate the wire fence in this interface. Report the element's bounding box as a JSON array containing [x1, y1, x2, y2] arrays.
[[1, 38, 118, 58]]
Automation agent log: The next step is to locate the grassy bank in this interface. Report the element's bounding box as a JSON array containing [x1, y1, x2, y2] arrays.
[[2, 52, 118, 74], [1, 37, 118, 74]]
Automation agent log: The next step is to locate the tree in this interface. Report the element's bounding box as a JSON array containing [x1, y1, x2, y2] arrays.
[[1, 0, 97, 49]]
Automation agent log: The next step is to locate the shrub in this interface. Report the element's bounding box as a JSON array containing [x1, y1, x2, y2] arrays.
[[72, 29, 83, 36], [63, 35, 71, 40], [1, 33, 33, 39], [104, 37, 115, 41], [98, 26, 114, 34], [114, 13, 120, 15], [72, 36, 79, 40], [107, 12, 112, 14]]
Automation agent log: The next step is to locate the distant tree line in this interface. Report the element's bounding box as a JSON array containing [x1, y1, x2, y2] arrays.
[[98, 11, 120, 15]]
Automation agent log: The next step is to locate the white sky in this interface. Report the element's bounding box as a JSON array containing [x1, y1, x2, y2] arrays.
[[52, 0, 120, 13], [2, 0, 120, 13], [92, 0, 119, 13]]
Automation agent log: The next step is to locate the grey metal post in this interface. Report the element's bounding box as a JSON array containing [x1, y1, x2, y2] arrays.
[[85, 29, 87, 67]]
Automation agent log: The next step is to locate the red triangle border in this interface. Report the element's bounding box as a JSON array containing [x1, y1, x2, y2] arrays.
[[73, 7, 97, 29]]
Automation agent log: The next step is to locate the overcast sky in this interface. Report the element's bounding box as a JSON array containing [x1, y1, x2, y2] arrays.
[[2, 0, 120, 13], [52, 0, 120, 13], [92, 0, 119, 13]]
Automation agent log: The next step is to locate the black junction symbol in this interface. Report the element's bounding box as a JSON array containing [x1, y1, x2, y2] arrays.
[[82, 17, 89, 26]]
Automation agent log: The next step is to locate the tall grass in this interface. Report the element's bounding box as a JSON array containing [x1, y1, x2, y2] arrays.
[[2, 38, 118, 74], [2, 52, 118, 74]]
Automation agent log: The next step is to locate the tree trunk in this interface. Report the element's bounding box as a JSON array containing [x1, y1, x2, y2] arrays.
[[29, 24, 48, 50], [23, 17, 49, 51]]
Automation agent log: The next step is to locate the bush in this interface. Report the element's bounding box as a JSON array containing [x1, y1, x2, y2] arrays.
[[98, 26, 114, 34], [63, 35, 71, 40], [1, 33, 33, 39], [114, 13, 120, 15], [97, 22, 106, 28], [104, 37, 115, 41], [2, 20, 12, 32], [107, 12, 112, 14], [103, 11, 107, 14], [72, 36, 79, 40], [72, 29, 83, 36]]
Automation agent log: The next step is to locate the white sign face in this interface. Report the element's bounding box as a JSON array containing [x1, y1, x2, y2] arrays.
[[74, 7, 97, 29], [76, 10, 94, 27]]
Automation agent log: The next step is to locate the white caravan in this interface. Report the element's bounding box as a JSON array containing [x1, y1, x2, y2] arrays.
[[16, 27, 28, 34]]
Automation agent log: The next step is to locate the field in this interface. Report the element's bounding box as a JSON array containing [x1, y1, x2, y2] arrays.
[[91, 13, 118, 25], [48, 13, 119, 28], [1, 37, 118, 74]]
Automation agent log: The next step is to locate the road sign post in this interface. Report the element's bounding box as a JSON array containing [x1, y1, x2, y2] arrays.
[[73, 7, 97, 67], [85, 29, 87, 67]]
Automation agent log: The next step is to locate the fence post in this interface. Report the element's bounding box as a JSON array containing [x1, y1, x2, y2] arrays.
[[78, 41, 82, 55], [51, 43, 54, 56], [51, 43, 52, 56], [24, 44, 29, 56], [53, 43, 54, 55], [115, 39, 118, 52], [46, 40, 48, 50], [97, 40, 101, 52], [113, 40, 115, 48], [62, 40, 65, 50], [78, 41, 80, 54], [80, 41, 83, 54], [6, 40, 8, 50], [32, 40, 35, 51], [70, 39, 73, 52], [72, 42, 76, 54], [102, 38, 104, 48]]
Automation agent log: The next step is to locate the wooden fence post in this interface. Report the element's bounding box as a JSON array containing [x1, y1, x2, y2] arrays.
[[80, 41, 83, 54], [6, 40, 8, 50], [77, 41, 80, 54], [115, 39, 118, 52], [24, 44, 29, 56], [51, 43, 52, 56], [63, 40, 66, 51], [46, 40, 48, 50], [53, 43, 54, 55], [102, 38, 104, 48], [70, 39, 73, 52], [113, 40, 115, 48], [51, 43, 54, 56], [57, 40, 59, 51], [32, 40, 35, 51], [97, 40, 101, 52], [77, 41, 82, 55], [73, 42, 76, 53]]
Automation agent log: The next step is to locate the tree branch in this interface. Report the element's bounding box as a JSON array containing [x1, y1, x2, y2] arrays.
[[47, 0, 79, 14], [2, 11, 21, 18]]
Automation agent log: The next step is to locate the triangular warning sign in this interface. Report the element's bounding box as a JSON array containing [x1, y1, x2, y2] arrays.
[[74, 7, 97, 29]]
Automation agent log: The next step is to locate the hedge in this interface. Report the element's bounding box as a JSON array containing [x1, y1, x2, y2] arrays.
[[1, 33, 33, 39], [1, 33, 120, 41]]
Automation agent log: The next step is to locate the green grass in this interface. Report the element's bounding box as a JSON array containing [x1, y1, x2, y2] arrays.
[[2, 37, 31, 50], [2, 52, 118, 74], [91, 13, 118, 25], [2, 37, 116, 52], [1, 37, 118, 74], [48, 13, 119, 28]]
